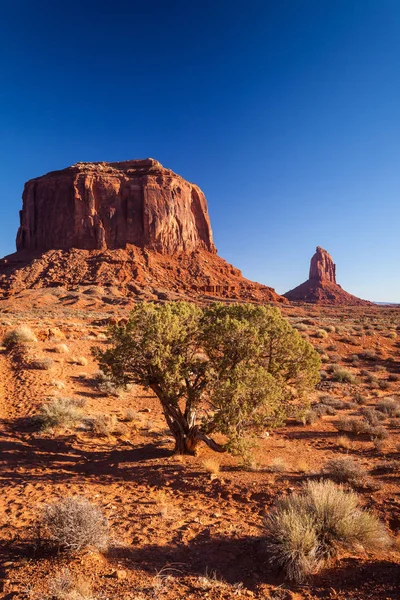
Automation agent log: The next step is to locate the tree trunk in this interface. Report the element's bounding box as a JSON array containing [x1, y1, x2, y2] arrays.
[[172, 425, 226, 455]]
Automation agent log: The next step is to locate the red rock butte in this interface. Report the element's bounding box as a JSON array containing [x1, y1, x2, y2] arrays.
[[284, 246, 371, 305], [0, 159, 285, 303]]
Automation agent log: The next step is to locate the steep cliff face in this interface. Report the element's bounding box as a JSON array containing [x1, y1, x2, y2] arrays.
[[284, 246, 371, 305], [1, 159, 285, 304], [16, 159, 216, 255], [309, 246, 336, 283]]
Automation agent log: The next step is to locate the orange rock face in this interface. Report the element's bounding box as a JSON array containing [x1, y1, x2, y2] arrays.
[[284, 246, 371, 305], [17, 159, 215, 255], [309, 246, 336, 283], [1, 159, 285, 304]]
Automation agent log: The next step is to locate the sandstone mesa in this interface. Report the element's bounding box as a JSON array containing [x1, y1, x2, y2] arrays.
[[0, 159, 285, 303]]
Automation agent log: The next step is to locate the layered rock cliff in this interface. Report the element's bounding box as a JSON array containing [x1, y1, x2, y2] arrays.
[[1, 159, 285, 304], [309, 246, 336, 283], [284, 246, 370, 305], [16, 159, 215, 255]]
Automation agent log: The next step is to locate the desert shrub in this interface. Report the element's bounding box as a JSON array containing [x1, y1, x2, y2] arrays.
[[362, 350, 378, 361], [35, 397, 83, 430], [94, 302, 320, 455], [315, 329, 328, 339], [264, 480, 389, 582], [71, 356, 88, 366], [388, 373, 400, 382], [54, 343, 70, 354], [322, 457, 368, 487], [324, 325, 336, 333], [294, 323, 308, 332], [3, 325, 37, 349], [319, 396, 346, 409], [370, 425, 389, 440], [331, 368, 357, 384], [360, 407, 385, 425], [348, 354, 360, 363], [353, 393, 367, 405], [379, 380, 391, 391], [152, 489, 179, 520], [47, 569, 94, 600], [97, 380, 122, 397], [335, 417, 371, 435], [300, 409, 319, 424], [268, 457, 289, 472], [84, 414, 119, 437], [337, 435, 353, 450], [376, 397, 400, 417], [29, 357, 55, 370], [202, 457, 221, 476], [36, 496, 109, 552], [313, 403, 336, 417], [91, 370, 122, 396]]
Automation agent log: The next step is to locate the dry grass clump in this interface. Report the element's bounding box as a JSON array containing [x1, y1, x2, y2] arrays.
[[36, 497, 109, 552], [315, 329, 328, 339], [152, 489, 179, 520], [264, 480, 389, 582], [84, 414, 122, 437], [299, 409, 319, 425], [331, 367, 357, 384], [202, 457, 221, 476], [376, 397, 400, 417], [29, 357, 55, 370], [70, 356, 88, 366], [362, 350, 378, 361], [337, 435, 353, 450], [46, 569, 94, 600], [268, 457, 288, 473], [335, 416, 371, 435], [54, 343, 70, 354], [360, 407, 385, 426], [322, 457, 368, 487], [35, 397, 83, 430], [92, 370, 123, 397], [3, 325, 37, 349]]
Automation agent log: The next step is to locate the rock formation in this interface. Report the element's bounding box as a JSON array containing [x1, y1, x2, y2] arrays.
[[0, 159, 285, 304], [284, 246, 370, 305], [16, 159, 215, 255], [309, 246, 336, 283]]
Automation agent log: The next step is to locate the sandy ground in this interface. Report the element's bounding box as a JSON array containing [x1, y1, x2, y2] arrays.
[[0, 297, 399, 599]]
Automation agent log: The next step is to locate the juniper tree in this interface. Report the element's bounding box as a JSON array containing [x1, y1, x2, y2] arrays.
[[94, 302, 320, 454]]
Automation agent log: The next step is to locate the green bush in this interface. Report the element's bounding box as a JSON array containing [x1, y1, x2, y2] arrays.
[[94, 302, 320, 455]]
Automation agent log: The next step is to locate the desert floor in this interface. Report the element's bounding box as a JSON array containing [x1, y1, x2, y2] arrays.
[[0, 291, 399, 599]]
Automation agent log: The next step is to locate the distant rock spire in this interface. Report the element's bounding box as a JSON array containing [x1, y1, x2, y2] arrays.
[[284, 246, 370, 305], [309, 246, 336, 283]]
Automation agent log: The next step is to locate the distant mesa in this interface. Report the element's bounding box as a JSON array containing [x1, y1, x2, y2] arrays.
[[284, 246, 371, 305], [0, 159, 285, 303]]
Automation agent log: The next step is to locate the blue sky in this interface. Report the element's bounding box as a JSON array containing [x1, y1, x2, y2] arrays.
[[0, 0, 399, 301]]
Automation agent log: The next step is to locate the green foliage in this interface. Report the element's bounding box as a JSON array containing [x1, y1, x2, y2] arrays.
[[94, 302, 320, 454]]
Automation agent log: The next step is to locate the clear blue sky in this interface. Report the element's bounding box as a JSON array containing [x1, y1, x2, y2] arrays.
[[1, 1, 399, 301]]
